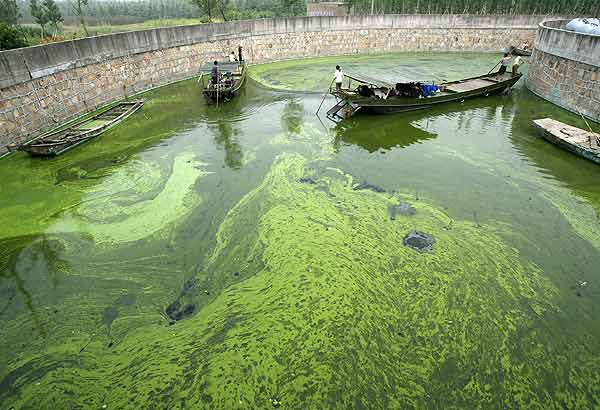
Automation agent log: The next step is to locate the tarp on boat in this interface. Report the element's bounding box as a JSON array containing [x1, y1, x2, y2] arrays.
[[565, 18, 600, 35], [344, 72, 394, 89]]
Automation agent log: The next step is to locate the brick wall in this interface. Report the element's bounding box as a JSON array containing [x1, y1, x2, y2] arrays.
[[0, 15, 558, 153], [526, 21, 600, 122]]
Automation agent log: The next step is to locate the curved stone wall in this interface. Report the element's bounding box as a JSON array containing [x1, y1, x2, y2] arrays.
[[526, 20, 600, 122], [0, 14, 560, 152]]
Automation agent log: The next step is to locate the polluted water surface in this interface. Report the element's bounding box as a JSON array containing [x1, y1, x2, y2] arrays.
[[1, 53, 600, 409]]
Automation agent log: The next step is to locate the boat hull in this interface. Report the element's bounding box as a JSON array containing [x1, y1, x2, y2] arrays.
[[200, 63, 247, 103], [16, 100, 144, 157], [509, 46, 532, 56], [533, 118, 600, 165], [341, 73, 521, 116]]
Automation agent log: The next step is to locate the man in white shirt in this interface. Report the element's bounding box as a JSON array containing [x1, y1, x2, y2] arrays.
[[228, 51, 236, 62], [335, 65, 343, 91], [512, 55, 524, 77]]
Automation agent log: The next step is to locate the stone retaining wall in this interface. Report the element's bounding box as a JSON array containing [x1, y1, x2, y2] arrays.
[[526, 20, 600, 122], [0, 15, 561, 153]]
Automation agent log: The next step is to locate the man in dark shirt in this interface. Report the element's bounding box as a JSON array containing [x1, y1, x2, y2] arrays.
[[211, 61, 219, 86]]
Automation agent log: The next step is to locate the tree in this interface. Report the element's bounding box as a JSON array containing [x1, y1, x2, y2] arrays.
[[191, 0, 214, 21], [0, 21, 27, 50], [30, 0, 50, 38], [43, 0, 63, 36], [70, 0, 89, 36], [0, 0, 20, 25]]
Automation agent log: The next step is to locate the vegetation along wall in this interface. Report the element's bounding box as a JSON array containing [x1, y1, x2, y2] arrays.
[[526, 20, 600, 123], [0, 14, 562, 153]]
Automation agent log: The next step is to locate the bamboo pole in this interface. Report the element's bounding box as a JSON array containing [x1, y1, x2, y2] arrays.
[[487, 59, 503, 75], [316, 78, 335, 115]]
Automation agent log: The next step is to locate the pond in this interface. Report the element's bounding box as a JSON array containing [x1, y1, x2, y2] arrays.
[[1, 52, 599, 409]]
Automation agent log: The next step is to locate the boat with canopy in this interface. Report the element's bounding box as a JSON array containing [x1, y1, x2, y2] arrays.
[[198, 61, 246, 103], [326, 71, 522, 122]]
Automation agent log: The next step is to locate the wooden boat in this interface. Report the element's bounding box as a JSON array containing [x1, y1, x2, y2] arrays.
[[326, 72, 522, 121], [509, 46, 532, 56], [8, 100, 144, 156], [198, 61, 247, 103], [533, 118, 600, 164]]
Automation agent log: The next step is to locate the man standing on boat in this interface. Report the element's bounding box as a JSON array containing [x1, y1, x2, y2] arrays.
[[335, 65, 343, 92], [512, 55, 525, 77], [497, 53, 510, 78], [211, 61, 219, 87]]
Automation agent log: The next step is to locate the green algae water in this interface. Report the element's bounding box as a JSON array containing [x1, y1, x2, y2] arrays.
[[1, 53, 600, 410]]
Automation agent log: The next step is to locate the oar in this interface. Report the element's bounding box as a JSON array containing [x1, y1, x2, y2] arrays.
[[316, 78, 335, 115], [487, 59, 503, 75]]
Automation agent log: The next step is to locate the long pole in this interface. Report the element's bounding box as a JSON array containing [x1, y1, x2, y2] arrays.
[[487, 59, 502, 75], [316, 78, 335, 115]]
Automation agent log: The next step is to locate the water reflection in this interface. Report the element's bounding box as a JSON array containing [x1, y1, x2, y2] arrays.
[[0, 234, 69, 337], [333, 115, 437, 152], [281, 98, 304, 134], [210, 119, 243, 169]]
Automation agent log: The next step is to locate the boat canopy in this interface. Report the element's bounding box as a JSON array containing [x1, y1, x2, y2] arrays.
[[199, 62, 241, 73], [343, 72, 394, 89]]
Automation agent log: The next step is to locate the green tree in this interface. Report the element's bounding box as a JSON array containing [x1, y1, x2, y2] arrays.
[[70, 0, 89, 36], [191, 0, 214, 21], [30, 0, 49, 37], [0, 21, 27, 50], [0, 0, 20, 25], [43, 0, 63, 35]]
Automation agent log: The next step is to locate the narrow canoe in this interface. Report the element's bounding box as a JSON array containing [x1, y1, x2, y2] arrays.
[[9, 100, 144, 157], [533, 118, 600, 165], [198, 61, 247, 103], [327, 71, 522, 121]]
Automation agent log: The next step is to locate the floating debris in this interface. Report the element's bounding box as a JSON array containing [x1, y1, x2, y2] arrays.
[[353, 183, 385, 193], [165, 301, 196, 321], [116, 294, 136, 306], [298, 177, 317, 184], [102, 306, 119, 326], [403, 231, 434, 252], [389, 201, 416, 220]]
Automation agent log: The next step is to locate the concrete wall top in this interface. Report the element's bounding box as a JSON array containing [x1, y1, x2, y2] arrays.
[[535, 20, 600, 67], [0, 14, 560, 90]]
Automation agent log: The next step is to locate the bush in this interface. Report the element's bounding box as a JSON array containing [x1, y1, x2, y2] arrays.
[[0, 22, 28, 50], [19, 25, 42, 38]]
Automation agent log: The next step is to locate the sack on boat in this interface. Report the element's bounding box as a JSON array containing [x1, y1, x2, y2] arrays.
[[565, 18, 600, 35], [420, 84, 440, 97]]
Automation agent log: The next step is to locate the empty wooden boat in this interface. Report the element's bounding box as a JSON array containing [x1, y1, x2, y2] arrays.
[[327, 72, 522, 121], [533, 118, 600, 164], [9, 100, 144, 156]]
